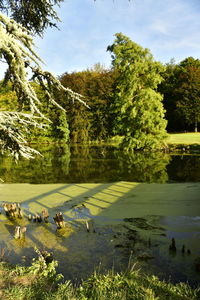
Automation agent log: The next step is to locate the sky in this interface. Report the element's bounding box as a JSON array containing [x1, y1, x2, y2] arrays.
[[1, 0, 200, 78]]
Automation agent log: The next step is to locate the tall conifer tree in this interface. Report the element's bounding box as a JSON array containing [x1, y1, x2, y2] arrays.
[[108, 33, 167, 151]]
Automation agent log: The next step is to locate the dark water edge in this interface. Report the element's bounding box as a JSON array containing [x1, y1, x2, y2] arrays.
[[0, 144, 200, 183]]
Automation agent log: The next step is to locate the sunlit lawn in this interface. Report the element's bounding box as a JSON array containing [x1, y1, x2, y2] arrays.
[[167, 133, 200, 144]]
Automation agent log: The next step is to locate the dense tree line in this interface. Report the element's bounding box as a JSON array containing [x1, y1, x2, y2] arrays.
[[59, 55, 200, 143], [0, 1, 132, 159], [1, 53, 200, 147], [1, 18, 200, 150], [60, 54, 200, 141], [1, 0, 200, 157], [159, 57, 200, 132], [59, 64, 117, 143], [57, 34, 169, 150]]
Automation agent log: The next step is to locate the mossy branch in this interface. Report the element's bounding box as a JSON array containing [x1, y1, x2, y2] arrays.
[[0, 13, 88, 158]]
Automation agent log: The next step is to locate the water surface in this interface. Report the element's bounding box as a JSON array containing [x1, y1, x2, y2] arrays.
[[0, 144, 200, 183], [0, 145, 199, 286]]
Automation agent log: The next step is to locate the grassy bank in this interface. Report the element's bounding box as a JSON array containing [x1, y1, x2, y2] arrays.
[[0, 251, 199, 300], [26, 132, 200, 149], [167, 133, 200, 145], [166, 133, 200, 153], [106, 133, 200, 150]]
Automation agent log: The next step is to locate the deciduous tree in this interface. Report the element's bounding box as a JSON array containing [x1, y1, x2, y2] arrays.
[[175, 57, 200, 132], [60, 67, 116, 142]]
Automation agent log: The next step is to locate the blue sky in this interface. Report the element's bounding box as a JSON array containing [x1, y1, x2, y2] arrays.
[[1, 0, 200, 78]]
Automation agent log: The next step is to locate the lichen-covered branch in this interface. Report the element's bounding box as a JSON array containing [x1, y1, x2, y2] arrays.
[[0, 0, 64, 35], [0, 111, 46, 159], [0, 13, 87, 159]]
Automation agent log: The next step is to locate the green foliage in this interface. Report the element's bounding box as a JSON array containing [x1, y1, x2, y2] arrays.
[[108, 33, 167, 151], [0, 259, 199, 300], [158, 59, 183, 132], [78, 270, 199, 300], [175, 57, 200, 132], [159, 57, 200, 133], [29, 255, 56, 278], [59, 67, 116, 143], [29, 248, 62, 281], [116, 151, 170, 183], [0, 0, 64, 35], [54, 110, 70, 142], [45, 102, 70, 142], [0, 81, 70, 144], [0, 81, 18, 111], [0, 6, 84, 159]]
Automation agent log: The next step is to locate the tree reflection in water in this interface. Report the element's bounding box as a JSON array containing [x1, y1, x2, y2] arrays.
[[0, 144, 199, 183]]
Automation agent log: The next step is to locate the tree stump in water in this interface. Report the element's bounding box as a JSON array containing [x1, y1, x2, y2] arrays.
[[53, 212, 65, 229], [85, 220, 96, 233], [85, 220, 90, 232], [14, 226, 26, 239], [33, 214, 42, 222], [28, 214, 32, 221], [42, 209, 49, 223], [41, 250, 53, 264], [3, 203, 23, 218], [28, 210, 49, 223], [169, 238, 176, 252]]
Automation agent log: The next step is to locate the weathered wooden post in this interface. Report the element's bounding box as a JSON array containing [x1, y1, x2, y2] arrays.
[[169, 238, 176, 252], [42, 209, 49, 223], [53, 212, 65, 229], [17, 204, 23, 218], [10, 203, 16, 217], [32, 214, 42, 222], [3, 202, 23, 218], [37, 214, 42, 222], [3, 203, 10, 216], [14, 226, 21, 239], [14, 226, 26, 239], [85, 220, 90, 232], [85, 220, 96, 233]]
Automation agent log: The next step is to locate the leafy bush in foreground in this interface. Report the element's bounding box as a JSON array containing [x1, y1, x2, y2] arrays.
[[0, 250, 199, 300]]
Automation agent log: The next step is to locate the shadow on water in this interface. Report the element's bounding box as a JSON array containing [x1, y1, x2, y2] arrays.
[[0, 180, 200, 286], [0, 145, 200, 285]]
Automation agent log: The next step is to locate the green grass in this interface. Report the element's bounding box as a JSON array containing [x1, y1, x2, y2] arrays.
[[27, 133, 200, 148], [105, 133, 200, 148], [167, 133, 200, 145], [0, 252, 199, 300]]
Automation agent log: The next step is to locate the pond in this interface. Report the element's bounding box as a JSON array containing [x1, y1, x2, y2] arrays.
[[0, 145, 200, 286], [1, 144, 200, 183]]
